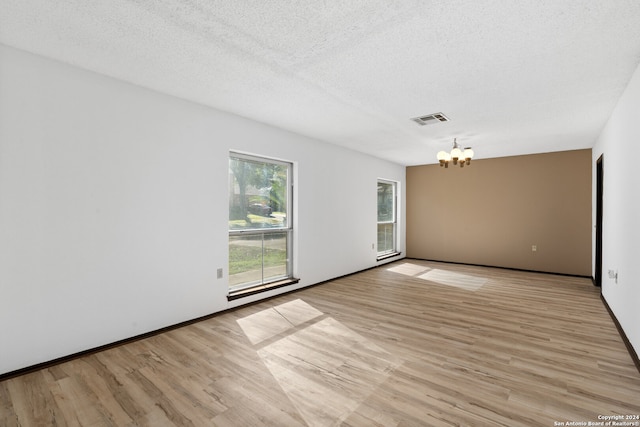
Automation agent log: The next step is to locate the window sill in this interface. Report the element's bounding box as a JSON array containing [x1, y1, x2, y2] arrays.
[[227, 278, 300, 301], [377, 251, 402, 262]]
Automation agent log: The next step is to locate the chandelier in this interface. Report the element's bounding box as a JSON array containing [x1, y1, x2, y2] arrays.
[[437, 138, 474, 168]]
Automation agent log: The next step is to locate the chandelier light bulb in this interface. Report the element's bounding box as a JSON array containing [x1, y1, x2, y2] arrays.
[[437, 151, 448, 167], [464, 147, 474, 165], [464, 148, 474, 159], [451, 147, 462, 163]]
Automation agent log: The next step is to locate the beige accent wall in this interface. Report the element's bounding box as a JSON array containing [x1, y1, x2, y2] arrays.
[[407, 149, 592, 276]]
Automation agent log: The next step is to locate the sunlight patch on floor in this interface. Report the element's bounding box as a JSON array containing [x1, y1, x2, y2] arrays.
[[386, 262, 430, 276], [236, 299, 323, 345], [237, 299, 402, 426], [387, 262, 487, 291], [418, 269, 487, 291]]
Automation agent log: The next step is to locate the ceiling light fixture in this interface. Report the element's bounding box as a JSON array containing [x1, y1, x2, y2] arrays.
[[437, 138, 474, 168]]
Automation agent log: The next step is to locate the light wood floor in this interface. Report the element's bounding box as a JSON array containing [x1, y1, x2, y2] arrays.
[[2, 260, 639, 426]]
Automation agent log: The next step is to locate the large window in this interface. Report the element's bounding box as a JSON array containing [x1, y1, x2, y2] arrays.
[[228, 153, 293, 294], [377, 179, 398, 258]]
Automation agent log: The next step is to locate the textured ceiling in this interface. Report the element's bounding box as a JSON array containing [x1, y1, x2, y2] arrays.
[[2, 1, 640, 165]]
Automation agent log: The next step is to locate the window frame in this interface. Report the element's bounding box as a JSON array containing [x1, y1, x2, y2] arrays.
[[377, 179, 400, 260], [228, 152, 295, 297]]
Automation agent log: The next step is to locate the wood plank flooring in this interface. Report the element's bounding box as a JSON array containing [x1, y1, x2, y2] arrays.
[[2, 260, 639, 426]]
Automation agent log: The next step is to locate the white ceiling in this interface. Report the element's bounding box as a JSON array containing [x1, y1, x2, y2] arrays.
[[2, 1, 640, 166]]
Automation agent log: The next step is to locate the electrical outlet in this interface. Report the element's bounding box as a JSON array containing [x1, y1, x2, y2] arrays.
[[217, 268, 223, 279], [608, 269, 618, 283], [532, 245, 537, 252]]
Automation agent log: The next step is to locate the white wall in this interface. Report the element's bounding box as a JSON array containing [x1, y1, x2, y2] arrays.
[[0, 44, 405, 375], [593, 61, 640, 357]]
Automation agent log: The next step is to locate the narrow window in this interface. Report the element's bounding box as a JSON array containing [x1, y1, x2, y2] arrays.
[[377, 180, 398, 259], [228, 153, 293, 296]]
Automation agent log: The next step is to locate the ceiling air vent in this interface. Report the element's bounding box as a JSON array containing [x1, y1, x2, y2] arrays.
[[411, 112, 450, 126]]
